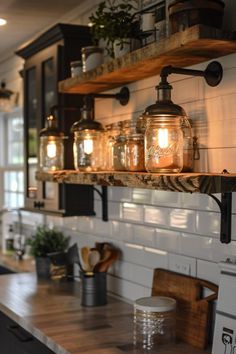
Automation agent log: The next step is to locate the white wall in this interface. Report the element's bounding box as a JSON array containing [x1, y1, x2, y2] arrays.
[[2, 1, 236, 304]]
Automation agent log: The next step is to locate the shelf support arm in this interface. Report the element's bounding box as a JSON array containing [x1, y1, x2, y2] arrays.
[[93, 186, 108, 222], [208, 192, 232, 244]]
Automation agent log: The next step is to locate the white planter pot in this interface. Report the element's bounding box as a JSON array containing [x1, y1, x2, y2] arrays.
[[113, 40, 131, 58]]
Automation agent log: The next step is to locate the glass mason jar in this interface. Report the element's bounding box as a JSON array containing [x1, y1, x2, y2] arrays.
[[39, 136, 64, 171], [136, 115, 146, 135], [113, 134, 127, 171], [106, 122, 122, 171], [133, 296, 176, 351], [145, 116, 184, 173], [125, 133, 145, 172], [73, 130, 103, 171]]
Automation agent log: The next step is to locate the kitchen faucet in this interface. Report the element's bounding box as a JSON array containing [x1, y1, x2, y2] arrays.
[[0, 208, 24, 260]]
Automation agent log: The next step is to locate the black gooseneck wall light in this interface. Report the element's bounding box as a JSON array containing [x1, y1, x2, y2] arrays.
[[71, 87, 130, 172], [142, 61, 223, 173]]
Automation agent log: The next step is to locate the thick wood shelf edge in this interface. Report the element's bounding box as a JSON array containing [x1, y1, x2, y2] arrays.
[[59, 25, 236, 94], [36, 170, 236, 194]]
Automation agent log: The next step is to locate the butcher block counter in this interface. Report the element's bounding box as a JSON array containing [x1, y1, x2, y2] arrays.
[[0, 272, 211, 354]]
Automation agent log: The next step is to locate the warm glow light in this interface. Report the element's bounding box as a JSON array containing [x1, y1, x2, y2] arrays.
[[46, 142, 57, 158], [0, 98, 11, 112], [158, 128, 169, 148], [84, 139, 93, 155], [0, 18, 7, 26]]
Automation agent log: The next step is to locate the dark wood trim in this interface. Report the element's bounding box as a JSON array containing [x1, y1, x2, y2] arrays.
[[16, 23, 91, 59]]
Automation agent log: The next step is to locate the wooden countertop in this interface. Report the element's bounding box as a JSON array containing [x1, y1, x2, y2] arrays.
[[0, 273, 211, 354], [0, 252, 35, 273]]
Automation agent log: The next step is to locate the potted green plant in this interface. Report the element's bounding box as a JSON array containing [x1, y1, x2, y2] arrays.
[[26, 226, 70, 279], [89, 0, 140, 58]]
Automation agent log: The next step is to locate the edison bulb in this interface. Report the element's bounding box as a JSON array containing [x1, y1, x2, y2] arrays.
[[158, 128, 169, 149], [84, 139, 93, 155], [46, 141, 57, 158]]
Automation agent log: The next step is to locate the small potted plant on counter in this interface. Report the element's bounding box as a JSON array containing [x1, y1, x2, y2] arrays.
[[26, 226, 70, 279], [89, 0, 140, 58]]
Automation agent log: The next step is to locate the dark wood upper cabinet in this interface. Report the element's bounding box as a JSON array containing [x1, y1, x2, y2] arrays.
[[16, 23, 95, 216]]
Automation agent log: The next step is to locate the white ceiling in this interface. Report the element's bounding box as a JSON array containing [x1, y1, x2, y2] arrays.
[[0, 0, 86, 58]]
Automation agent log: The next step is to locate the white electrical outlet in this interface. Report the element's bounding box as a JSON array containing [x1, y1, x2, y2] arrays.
[[168, 254, 196, 276]]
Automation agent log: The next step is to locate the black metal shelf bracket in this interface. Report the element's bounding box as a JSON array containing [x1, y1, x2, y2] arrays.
[[93, 186, 108, 222], [208, 192, 232, 244]]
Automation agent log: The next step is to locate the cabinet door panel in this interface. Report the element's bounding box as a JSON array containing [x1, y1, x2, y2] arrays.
[[0, 311, 54, 354], [25, 66, 38, 202], [19, 24, 94, 216]]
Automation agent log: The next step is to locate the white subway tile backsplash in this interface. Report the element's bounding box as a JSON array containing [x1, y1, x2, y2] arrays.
[[222, 241, 236, 259], [21, 211, 44, 226], [94, 200, 102, 217], [144, 205, 168, 226], [111, 221, 134, 243], [196, 211, 220, 237], [180, 233, 223, 262], [230, 214, 236, 240], [45, 215, 63, 228], [107, 274, 151, 301], [151, 190, 180, 207], [197, 260, 220, 285], [132, 188, 152, 204], [232, 193, 236, 213], [155, 228, 181, 253], [77, 217, 94, 234], [143, 247, 168, 269], [180, 193, 221, 212], [63, 216, 78, 231], [121, 202, 143, 222], [169, 208, 196, 232], [107, 201, 121, 220], [133, 225, 155, 247], [120, 242, 168, 269], [108, 187, 132, 202], [112, 261, 153, 288], [91, 218, 113, 236]]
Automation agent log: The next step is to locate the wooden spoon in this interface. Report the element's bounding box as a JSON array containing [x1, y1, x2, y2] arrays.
[[95, 249, 119, 273], [88, 249, 101, 271], [93, 249, 112, 272], [80, 246, 92, 272]]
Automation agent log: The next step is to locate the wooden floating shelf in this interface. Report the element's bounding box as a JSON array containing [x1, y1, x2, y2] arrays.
[[36, 170, 236, 194], [59, 25, 236, 94]]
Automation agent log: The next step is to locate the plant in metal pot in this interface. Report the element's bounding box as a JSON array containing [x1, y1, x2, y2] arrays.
[[89, 0, 140, 58], [26, 226, 70, 279]]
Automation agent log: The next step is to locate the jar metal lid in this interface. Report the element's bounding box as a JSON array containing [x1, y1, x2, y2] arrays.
[[134, 296, 176, 312], [127, 133, 143, 140]]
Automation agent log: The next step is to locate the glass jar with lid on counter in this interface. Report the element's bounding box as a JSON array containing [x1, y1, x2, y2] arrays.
[[133, 296, 176, 351]]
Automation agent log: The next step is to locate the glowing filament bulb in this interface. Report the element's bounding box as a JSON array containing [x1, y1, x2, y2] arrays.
[[158, 128, 169, 148], [46, 141, 57, 158], [84, 139, 93, 155]]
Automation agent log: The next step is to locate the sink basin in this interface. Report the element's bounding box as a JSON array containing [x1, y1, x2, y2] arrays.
[[0, 265, 15, 274]]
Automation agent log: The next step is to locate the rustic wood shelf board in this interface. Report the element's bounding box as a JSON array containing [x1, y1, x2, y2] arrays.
[[59, 25, 236, 94], [36, 170, 236, 194]]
